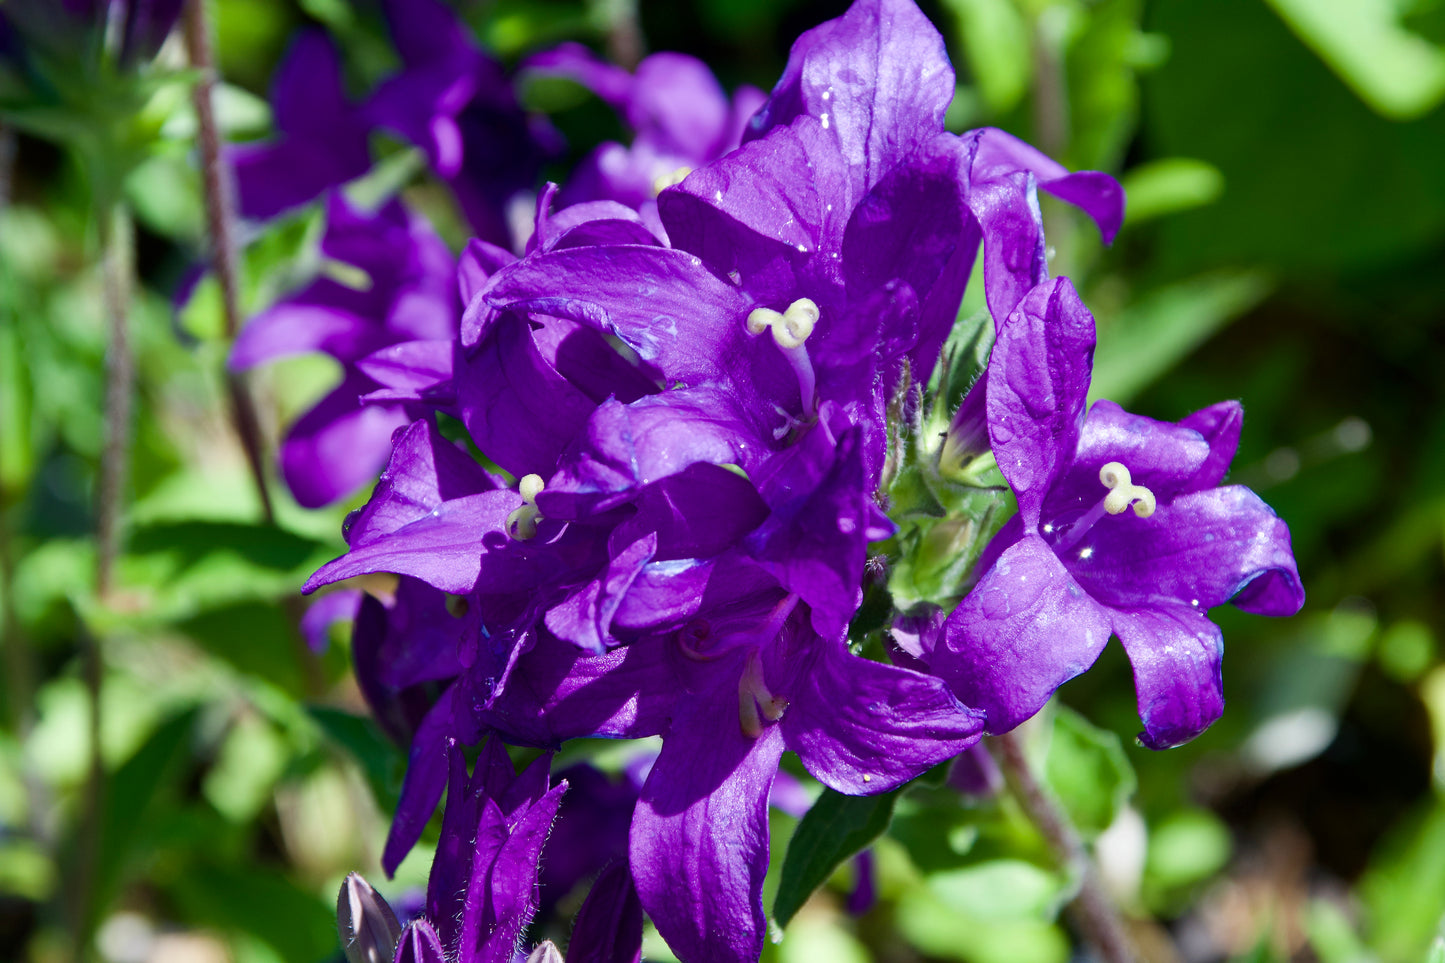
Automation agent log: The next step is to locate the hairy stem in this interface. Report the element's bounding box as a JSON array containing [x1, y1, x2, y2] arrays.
[[989, 731, 1137, 963], [95, 204, 133, 599], [183, 0, 275, 524]]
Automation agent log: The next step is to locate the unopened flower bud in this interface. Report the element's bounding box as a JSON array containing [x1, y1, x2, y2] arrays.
[[337, 873, 402, 963], [526, 941, 566, 963]]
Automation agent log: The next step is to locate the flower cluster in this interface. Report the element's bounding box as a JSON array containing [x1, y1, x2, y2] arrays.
[[261, 0, 1307, 960]]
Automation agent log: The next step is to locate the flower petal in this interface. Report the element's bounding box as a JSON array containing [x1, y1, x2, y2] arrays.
[[932, 535, 1112, 734], [1179, 400, 1244, 490], [779, 632, 983, 794], [630, 674, 784, 963], [394, 921, 447, 963], [749, 0, 954, 196], [986, 277, 1096, 526], [305, 489, 521, 594], [1110, 603, 1225, 750], [278, 379, 410, 509], [568, 861, 644, 963], [482, 633, 676, 745], [969, 127, 1124, 244], [1066, 485, 1304, 617]]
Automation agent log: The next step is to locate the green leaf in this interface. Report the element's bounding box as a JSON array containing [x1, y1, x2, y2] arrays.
[[926, 859, 1067, 921], [1042, 707, 1136, 839], [170, 862, 338, 963], [1089, 270, 1273, 405], [1119, 158, 1226, 225], [774, 787, 901, 927], [93, 709, 200, 930], [307, 706, 403, 811], [1264, 0, 1445, 119], [1360, 798, 1445, 960], [940, 0, 1031, 114]]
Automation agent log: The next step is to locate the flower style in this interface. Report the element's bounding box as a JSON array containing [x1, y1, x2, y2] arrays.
[[229, 195, 459, 507], [926, 276, 1305, 749]]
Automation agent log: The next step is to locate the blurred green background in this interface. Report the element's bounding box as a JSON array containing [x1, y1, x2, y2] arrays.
[[3, 0, 1445, 961]]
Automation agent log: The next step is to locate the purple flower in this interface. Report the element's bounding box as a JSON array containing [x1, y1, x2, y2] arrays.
[[232, 0, 559, 242], [230, 31, 374, 222], [525, 43, 765, 211], [229, 195, 459, 507], [926, 277, 1304, 749]]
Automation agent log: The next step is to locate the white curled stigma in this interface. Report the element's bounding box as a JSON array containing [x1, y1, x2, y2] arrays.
[[506, 473, 546, 540], [1099, 461, 1157, 517], [1050, 461, 1158, 555], [745, 298, 819, 418]]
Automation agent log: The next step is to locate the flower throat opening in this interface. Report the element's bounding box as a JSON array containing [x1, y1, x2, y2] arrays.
[[1050, 461, 1156, 555]]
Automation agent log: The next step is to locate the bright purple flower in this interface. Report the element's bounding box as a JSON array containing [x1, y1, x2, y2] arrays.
[[230, 31, 374, 222], [525, 43, 765, 210], [927, 277, 1305, 749], [229, 195, 458, 507], [370, 0, 563, 247]]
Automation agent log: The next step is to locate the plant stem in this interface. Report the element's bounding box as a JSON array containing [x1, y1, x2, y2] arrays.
[[183, 0, 275, 524], [95, 204, 133, 599], [989, 731, 1137, 963]]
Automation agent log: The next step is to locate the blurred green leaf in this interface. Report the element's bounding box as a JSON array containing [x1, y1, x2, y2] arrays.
[[895, 884, 1069, 963], [1119, 158, 1225, 225], [1143, 809, 1231, 910], [1360, 797, 1445, 961], [94, 709, 199, 931], [125, 153, 204, 240], [176, 602, 306, 695], [942, 0, 1031, 114], [926, 859, 1065, 920], [1264, 0, 1445, 119], [1066, 0, 1144, 171], [774, 787, 900, 927], [307, 706, 402, 811], [1044, 707, 1136, 839], [1090, 270, 1273, 405], [1306, 898, 1374, 963], [171, 862, 338, 963]]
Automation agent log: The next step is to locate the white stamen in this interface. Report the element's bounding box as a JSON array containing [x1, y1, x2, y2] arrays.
[[651, 166, 693, 197], [507, 474, 546, 540], [1099, 461, 1157, 517]]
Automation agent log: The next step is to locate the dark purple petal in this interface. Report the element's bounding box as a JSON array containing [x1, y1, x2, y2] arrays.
[[1110, 604, 1225, 750], [345, 419, 496, 548], [969, 170, 1047, 328], [748, 426, 876, 638], [947, 743, 1002, 797], [118, 0, 183, 65], [631, 673, 784, 963], [228, 304, 391, 370], [970, 128, 1124, 244], [986, 277, 1096, 526], [749, 0, 954, 196], [394, 920, 446, 963], [383, 689, 457, 875], [540, 391, 762, 517], [482, 633, 676, 746], [778, 632, 983, 793], [931, 536, 1112, 734], [525, 43, 634, 111], [544, 534, 657, 654], [1066, 486, 1304, 617], [457, 313, 599, 478], [659, 117, 835, 276], [300, 589, 361, 653], [481, 245, 753, 384], [1179, 400, 1244, 490], [355, 340, 454, 399], [567, 861, 644, 963], [368, 0, 483, 176], [279, 380, 410, 509], [628, 53, 731, 158], [472, 782, 567, 963], [609, 462, 770, 561], [306, 490, 521, 594], [528, 317, 660, 407]]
